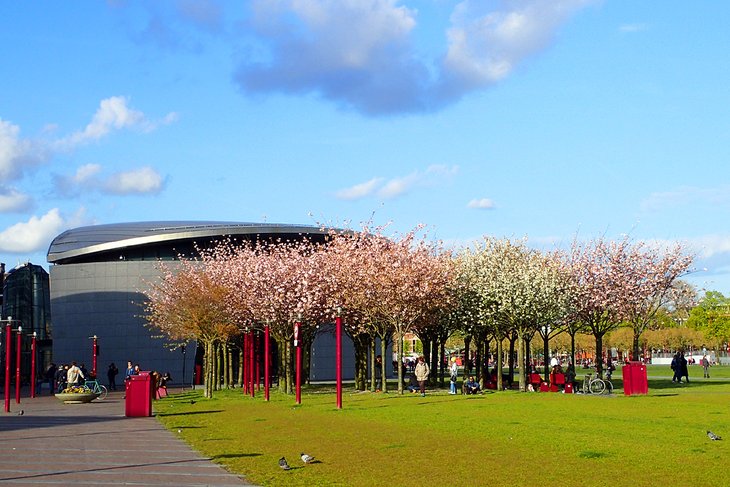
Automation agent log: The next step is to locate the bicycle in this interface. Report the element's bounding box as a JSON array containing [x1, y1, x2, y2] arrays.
[[84, 380, 108, 400], [581, 373, 613, 395]]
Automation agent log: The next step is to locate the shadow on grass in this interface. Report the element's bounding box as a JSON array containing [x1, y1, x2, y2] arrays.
[[158, 410, 224, 417], [212, 453, 263, 460]]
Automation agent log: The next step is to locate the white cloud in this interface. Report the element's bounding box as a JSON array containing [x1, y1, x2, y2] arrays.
[[335, 177, 384, 200], [337, 165, 458, 201], [58, 97, 178, 149], [54, 164, 165, 197], [467, 197, 495, 209], [234, 0, 593, 114], [0, 208, 84, 253], [0, 118, 46, 182], [104, 166, 165, 195], [0, 187, 33, 213], [442, 0, 594, 91]]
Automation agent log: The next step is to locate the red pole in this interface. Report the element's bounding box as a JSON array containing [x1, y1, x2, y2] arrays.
[[336, 310, 342, 409], [30, 333, 36, 399], [242, 333, 248, 394], [15, 327, 22, 404], [92, 336, 98, 378], [295, 320, 301, 404], [4, 322, 11, 412], [249, 331, 255, 398], [256, 332, 261, 392], [264, 325, 270, 401]]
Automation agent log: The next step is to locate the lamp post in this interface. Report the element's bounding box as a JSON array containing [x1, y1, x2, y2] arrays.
[[30, 332, 37, 399], [335, 307, 342, 410], [15, 326, 22, 404], [91, 335, 98, 378], [294, 316, 302, 405], [4, 318, 12, 412]]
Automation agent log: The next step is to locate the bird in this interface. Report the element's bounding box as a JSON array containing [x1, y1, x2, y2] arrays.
[[177, 429, 182, 434], [190, 400, 196, 405], [17, 410, 24, 416], [707, 430, 722, 441], [278, 457, 291, 470], [300, 452, 315, 464]]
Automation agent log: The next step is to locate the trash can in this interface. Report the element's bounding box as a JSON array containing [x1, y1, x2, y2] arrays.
[[125, 371, 154, 417], [622, 362, 648, 396]]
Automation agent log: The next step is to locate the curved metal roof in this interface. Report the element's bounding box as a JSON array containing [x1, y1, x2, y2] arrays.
[[47, 221, 329, 264]]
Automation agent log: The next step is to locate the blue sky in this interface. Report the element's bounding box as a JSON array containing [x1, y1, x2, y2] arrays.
[[1, 1, 729, 294]]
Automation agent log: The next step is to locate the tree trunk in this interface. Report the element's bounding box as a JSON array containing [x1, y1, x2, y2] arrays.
[[439, 339, 446, 387], [353, 334, 368, 391], [508, 331, 517, 386], [496, 335, 503, 391], [570, 331, 576, 369], [285, 340, 294, 395], [517, 332, 526, 392], [204, 340, 213, 398], [463, 335, 472, 381], [370, 337, 376, 392], [595, 333, 605, 379], [430, 339, 438, 386], [542, 332, 550, 382], [379, 334, 388, 393], [238, 345, 244, 388], [397, 330, 404, 395], [632, 331, 641, 362]]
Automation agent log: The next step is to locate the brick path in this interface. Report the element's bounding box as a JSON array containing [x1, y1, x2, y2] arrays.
[[0, 390, 252, 486]]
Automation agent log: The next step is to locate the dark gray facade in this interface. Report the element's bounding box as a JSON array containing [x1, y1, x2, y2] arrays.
[[47, 221, 353, 385]]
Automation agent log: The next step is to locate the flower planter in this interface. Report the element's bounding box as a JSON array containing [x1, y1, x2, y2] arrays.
[[55, 392, 99, 404]]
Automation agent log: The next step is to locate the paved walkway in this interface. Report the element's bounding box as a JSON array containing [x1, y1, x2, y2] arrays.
[[0, 390, 252, 486]]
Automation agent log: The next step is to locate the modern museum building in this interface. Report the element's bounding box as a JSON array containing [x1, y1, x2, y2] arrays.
[[46, 221, 371, 386]]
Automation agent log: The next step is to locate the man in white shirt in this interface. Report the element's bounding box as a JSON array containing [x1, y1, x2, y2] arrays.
[[67, 361, 85, 386]]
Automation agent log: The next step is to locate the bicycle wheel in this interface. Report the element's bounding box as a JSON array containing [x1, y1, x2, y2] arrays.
[[589, 379, 605, 394], [97, 384, 108, 400]]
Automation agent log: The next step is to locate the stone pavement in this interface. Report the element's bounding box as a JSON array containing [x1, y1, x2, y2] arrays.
[[0, 390, 253, 486]]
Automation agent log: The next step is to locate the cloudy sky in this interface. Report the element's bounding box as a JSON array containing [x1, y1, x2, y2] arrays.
[[1, 1, 729, 293]]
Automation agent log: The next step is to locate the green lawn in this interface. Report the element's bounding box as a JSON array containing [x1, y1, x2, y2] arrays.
[[155, 370, 730, 487]]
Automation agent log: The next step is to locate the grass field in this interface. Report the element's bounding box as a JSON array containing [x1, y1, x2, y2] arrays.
[[155, 365, 730, 487]]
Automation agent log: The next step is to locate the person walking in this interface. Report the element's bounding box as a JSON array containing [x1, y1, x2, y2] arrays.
[[449, 357, 458, 395], [107, 362, 119, 390], [671, 352, 680, 383], [414, 356, 430, 397], [374, 355, 382, 392], [702, 354, 710, 378], [55, 364, 68, 392]]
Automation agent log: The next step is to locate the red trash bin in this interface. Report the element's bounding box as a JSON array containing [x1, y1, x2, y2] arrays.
[[125, 372, 154, 417], [622, 362, 648, 396]]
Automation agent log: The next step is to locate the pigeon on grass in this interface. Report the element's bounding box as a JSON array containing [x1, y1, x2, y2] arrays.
[[707, 430, 722, 441], [301, 453, 315, 464], [279, 457, 291, 470]]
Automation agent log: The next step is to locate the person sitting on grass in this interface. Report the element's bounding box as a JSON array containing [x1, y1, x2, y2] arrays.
[[464, 376, 481, 395], [407, 374, 419, 393]]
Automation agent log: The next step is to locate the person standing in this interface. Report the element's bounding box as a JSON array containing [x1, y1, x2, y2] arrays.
[[125, 361, 135, 381], [55, 364, 68, 392], [702, 354, 710, 378], [449, 357, 458, 395], [107, 362, 119, 390], [67, 361, 85, 386], [374, 355, 382, 392], [680, 352, 689, 383], [414, 356, 430, 397], [671, 353, 680, 383], [44, 363, 57, 395]]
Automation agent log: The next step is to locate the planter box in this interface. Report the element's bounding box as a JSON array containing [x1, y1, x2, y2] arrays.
[[55, 392, 99, 404]]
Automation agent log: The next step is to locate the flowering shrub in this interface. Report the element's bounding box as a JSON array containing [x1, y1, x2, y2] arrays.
[[61, 386, 92, 394]]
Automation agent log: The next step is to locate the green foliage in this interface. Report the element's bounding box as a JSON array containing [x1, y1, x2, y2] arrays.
[[687, 291, 730, 342], [157, 376, 730, 487]]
